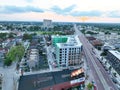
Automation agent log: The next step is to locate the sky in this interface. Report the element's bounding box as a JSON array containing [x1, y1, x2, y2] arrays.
[[0, 0, 120, 23]]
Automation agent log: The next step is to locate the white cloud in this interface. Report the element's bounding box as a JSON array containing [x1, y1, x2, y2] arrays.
[[0, 0, 120, 11], [0, 0, 120, 22]]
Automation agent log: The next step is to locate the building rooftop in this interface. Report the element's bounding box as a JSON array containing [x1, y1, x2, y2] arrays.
[[86, 36, 96, 41], [91, 39, 103, 46], [18, 68, 84, 90], [109, 50, 120, 60], [56, 35, 82, 48], [52, 35, 67, 38]]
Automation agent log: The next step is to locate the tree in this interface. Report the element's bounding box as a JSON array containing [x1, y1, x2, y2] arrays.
[[34, 26, 40, 31], [87, 83, 93, 90], [23, 33, 32, 41], [31, 33, 37, 36], [104, 31, 111, 35], [81, 29, 86, 34], [0, 33, 7, 40], [100, 52, 107, 56], [4, 58, 12, 66], [113, 73, 117, 77], [0, 26, 2, 30], [86, 31, 98, 35], [8, 33, 16, 38], [6, 25, 13, 30], [4, 45, 25, 66]]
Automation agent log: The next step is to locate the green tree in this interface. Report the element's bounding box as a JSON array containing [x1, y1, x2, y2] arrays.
[[118, 32, 120, 35], [86, 31, 98, 35], [8, 33, 16, 38], [4, 45, 25, 66], [81, 29, 86, 34], [31, 33, 37, 36], [104, 31, 111, 35], [100, 52, 107, 56], [23, 33, 32, 41], [0, 33, 7, 40], [87, 83, 93, 90]]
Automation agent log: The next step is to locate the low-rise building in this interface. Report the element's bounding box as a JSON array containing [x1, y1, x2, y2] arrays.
[[91, 39, 103, 48], [106, 50, 120, 84], [27, 49, 39, 69], [18, 68, 85, 90]]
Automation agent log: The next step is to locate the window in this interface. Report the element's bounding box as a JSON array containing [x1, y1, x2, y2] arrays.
[[65, 51, 67, 53]]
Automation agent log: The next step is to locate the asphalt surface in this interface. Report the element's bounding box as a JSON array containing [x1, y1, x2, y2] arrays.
[[74, 24, 118, 90], [0, 63, 19, 90]]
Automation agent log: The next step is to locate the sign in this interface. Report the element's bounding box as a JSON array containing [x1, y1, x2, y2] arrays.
[[70, 77, 85, 84], [71, 68, 84, 77]]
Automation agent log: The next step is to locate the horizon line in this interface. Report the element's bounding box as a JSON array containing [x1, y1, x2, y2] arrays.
[[0, 20, 120, 24]]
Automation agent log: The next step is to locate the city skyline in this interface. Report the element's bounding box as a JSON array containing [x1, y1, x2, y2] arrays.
[[0, 0, 120, 23]]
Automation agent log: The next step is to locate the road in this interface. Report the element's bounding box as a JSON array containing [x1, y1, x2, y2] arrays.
[[0, 63, 19, 90], [74, 24, 118, 90]]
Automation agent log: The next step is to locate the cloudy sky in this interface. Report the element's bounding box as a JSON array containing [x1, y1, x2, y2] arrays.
[[0, 0, 120, 22]]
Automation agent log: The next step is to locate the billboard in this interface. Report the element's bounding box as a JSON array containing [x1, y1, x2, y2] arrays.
[[70, 77, 85, 84]]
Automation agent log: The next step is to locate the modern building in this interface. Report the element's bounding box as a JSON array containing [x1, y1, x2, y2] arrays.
[[43, 19, 52, 29], [52, 35, 83, 67], [106, 50, 120, 84], [52, 36, 68, 46], [18, 68, 85, 90]]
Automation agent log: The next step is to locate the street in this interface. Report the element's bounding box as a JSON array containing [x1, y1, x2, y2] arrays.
[[74, 24, 118, 90], [0, 63, 19, 90]]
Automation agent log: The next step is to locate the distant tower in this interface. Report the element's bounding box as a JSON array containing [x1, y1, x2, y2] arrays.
[[43, 19, 52, 30]]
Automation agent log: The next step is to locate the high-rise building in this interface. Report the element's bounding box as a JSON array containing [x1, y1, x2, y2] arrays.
[[52, 35, 83, 67], [43, 19, 52, 29]]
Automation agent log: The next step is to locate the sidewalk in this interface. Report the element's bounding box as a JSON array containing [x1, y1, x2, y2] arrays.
[[83, 55, 95, 90]]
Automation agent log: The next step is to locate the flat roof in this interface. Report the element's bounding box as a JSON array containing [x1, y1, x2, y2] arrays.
[[109, 50, 120, 60], [56, 35, 82, 48], [18, 68, 84, 90], [52, 35, 67, 39]]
